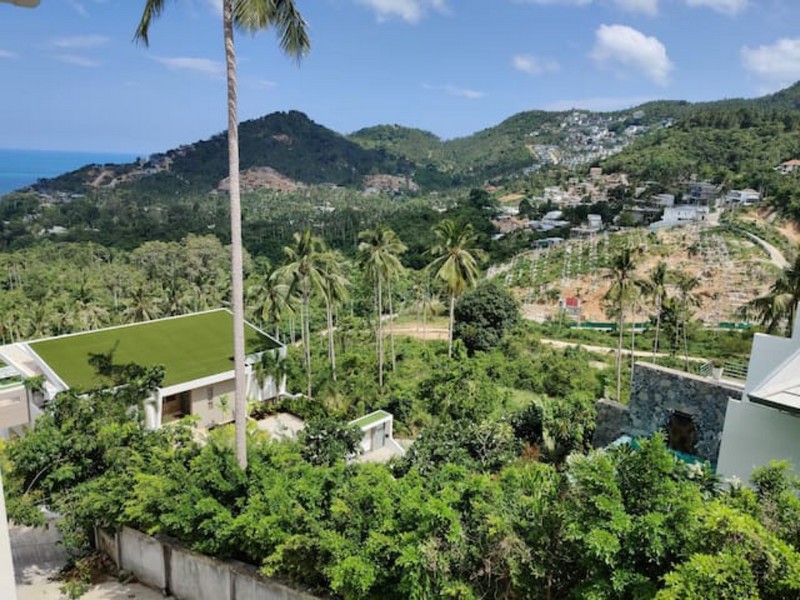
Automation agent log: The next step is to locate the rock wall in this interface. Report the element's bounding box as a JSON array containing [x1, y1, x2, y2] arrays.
[[628, 362, 743, 463], [592, 399, 630, 448]]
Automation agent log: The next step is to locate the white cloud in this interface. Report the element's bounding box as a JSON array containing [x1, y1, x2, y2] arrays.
[[515, 0, 592, 5], [423, 83, 484, 99], [590, 24, 673, 85], [742, 38, 800, 90], [683, 0, 747, 15], [614, 0, 658, 15], [51, 35, 109, 49], [545, 95, 656, 111], [53, 54, 101, 68], [0, 50, 16, 59], [205, 0, 223, 17], [68, 0, 88, 16], [515, 0, 656, 13], [153, 56, 225, 78], [512, 54, 560, 75], [355, 0, 448, 23]]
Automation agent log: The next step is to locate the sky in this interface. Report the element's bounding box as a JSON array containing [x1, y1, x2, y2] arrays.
[[1, 0, 800, 154]]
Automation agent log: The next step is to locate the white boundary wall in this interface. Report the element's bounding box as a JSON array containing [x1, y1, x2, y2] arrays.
[[98, 527, 320, 600]]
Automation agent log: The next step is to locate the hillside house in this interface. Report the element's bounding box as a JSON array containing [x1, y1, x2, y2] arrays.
[[684, 182, 721, 207], [0, 310, 284, 438], [649, 205, 709, 230], [717, 315, 800, 483], [775, 159, 800, 174], [726, 189, 761, 206]]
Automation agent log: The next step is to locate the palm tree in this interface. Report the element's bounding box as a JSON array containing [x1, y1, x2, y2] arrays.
[[743, 252, 800, 336], [427, 220, 481, 358], [644, 261, 669, 363], [247, 258, 294, 341], [135, 0, 309, 470], [318, 251, 350, 382], [674, 271, 702, 370], [277, 229, 326, 399], [357, 226, 407, 385], [604, 246, 640, 402]]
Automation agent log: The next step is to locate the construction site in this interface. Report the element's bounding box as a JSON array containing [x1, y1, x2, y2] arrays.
[[497, 221, 786, 327]]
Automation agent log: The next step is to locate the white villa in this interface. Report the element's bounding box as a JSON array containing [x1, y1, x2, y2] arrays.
[[717, 315, 800, 483], [0, 310, 284, 438]]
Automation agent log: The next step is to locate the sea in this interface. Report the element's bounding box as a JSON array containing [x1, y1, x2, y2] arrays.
[[0, 148, 140, 196]]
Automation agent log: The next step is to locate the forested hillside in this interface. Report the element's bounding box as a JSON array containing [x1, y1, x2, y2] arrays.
[[12, 82, 800, 222]]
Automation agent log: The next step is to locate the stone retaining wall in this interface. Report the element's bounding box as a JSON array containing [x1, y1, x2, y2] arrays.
[[592, 399, 630, 448], [628, 362, 743, 462]]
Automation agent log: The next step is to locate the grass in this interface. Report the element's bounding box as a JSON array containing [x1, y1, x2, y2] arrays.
[[351, 410, 392, 428], [30, 310, 279, 389]]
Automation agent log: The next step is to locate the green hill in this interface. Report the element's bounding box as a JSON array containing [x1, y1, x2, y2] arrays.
[[25, 82, 800, 200], [602, 85, 800, 194]]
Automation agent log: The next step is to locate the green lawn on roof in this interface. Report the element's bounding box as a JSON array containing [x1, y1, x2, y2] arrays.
[[30, 310, 278, 389], [351, 410, 391, 429]]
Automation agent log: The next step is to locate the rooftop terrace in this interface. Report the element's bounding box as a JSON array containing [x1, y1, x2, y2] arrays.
[[29, 309, 278, 389]]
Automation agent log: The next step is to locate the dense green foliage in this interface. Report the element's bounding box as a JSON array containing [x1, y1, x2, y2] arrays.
[[454, 280, 520, 353], [6, 375, 800, 600]]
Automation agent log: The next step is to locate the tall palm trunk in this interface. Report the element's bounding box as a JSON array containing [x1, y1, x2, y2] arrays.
[[377, 278, 384, 387], [616, 303, 624, 402], [652, 295, 662, 364], [630, 299, 637, 373], [223, 1, 247, 470], [683, 317, 690, 371], [325, 296, 336, 381], [303, 283, 312, 398], [448, 293, 455, 358], [388, 279, 396, 371]]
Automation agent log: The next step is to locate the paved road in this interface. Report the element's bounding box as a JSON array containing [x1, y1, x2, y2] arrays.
[[539, 338, 709, 363], [17, 577, 164, 600], [739, 230, 790, 269]]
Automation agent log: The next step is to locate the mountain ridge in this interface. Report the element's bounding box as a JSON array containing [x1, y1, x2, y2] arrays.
[[19, 81, 800, 197]]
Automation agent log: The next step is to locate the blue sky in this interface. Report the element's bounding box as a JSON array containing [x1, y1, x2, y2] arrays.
[[1, 0, 799, 154]]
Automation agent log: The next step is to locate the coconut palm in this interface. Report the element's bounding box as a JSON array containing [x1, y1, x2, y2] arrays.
[[644, 261, 669, 363], [674, 271, 702, 370], [247, 258, 295, 341], [604, 246, 640, 402], [277, 229, 326, 399], [743, 252, 800, 336], [357, 226, 407, 386], [427, 220, 481, 358], [318, 251, 350, 382], [135, 0, 309, 469]]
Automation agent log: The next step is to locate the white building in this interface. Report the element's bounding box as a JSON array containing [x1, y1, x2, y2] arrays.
[[717, 315, 800, 483], [649, 205, 709, 230], [350, 410, 405, 463], [726, 189, 761, 206], [0, 310, 284, 437]]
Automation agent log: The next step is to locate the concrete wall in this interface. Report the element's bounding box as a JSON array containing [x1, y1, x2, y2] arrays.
[[628, 362, 742, 463], [1, 473, 16, 600], [592, 399, 631, 448], [717, 399, 800, 483], [96, 527, 118, 566], [102, 527, 320, 600], [0, 386, 28, 434], [190, 379, 235, 428], [171, 545, 232, 600], [119, 526, 167, 592]]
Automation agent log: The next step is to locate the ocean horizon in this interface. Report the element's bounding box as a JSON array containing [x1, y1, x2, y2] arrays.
[[0, 148, 140, 196]]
